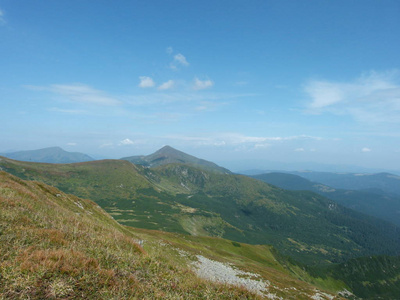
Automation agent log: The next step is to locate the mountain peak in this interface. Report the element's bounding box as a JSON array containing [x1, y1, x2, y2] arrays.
[[160, 145, 174, 150], [155, 145, 180, 154], [121, 146, 231, 174]]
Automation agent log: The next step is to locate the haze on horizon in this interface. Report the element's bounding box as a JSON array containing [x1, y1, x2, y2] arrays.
[[1, 1, 399, 172]]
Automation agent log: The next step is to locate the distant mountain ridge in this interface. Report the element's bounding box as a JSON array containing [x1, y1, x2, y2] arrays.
[[1, 146, 94, 164], [289, 171, 400, 196], [121, 145, 231, 174], [253, 172, 400, 226], [243, 169, 400, 196]]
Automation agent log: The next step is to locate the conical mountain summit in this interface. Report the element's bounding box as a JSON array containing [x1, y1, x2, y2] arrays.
[[121, 145, 231, 174]]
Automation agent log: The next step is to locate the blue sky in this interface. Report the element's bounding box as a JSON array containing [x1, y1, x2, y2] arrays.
[[1, 0, 400, 172]]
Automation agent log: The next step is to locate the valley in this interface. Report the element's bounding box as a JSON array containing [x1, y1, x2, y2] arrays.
[[1, 146, 400, 299], [253, 172, 400, 226]]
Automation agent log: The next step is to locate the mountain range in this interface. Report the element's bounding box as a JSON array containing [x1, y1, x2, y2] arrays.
[[244, 169, 400, 196], [289, 171, 400, 196], [2, 168, 399, 299], [253, 172, 400, 226], [1, 146, 400, 298], [5, 170, 384, 299], [1, 146, 94, 164], [1, 147, 400, 264]]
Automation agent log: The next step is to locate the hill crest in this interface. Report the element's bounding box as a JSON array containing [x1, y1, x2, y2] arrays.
[[121, 145, 231, 174], [2, 146, 94, 164]]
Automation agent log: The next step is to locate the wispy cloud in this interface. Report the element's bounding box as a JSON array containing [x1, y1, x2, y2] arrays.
[[193, 77, 214, 90], [118, 138, 149, 146], [165, 133, 324, 148], [128, 92, 194, 106], [138, 76, 155, 88], [304, 70, 400, 123], [52, 84, 121, 105], [169, 52, 190, 70], [195, 100, 229, 112], [195, 102, 216, 111], [48, 107, 87, 114], [361, 147, 372, 152], [0, 8, 5, 24], [27, 84, 121, 106], [158, 80, 175, 90], [100, 143, 114, 148], [127, 91, 251, 106], [174, 53, 189, 66]]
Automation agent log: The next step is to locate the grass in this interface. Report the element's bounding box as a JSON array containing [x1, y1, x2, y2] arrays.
[[126, 227, 348, 299], [0, 171, 263, 299]]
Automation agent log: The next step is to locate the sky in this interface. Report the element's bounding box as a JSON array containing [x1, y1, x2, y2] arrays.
[[1, 0, 400, 172]]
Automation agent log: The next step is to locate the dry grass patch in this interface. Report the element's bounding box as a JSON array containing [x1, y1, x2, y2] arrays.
[[18, 248, 99, 275]]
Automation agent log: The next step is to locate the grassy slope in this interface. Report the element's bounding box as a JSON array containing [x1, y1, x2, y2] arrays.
[[1, 157, 400, 266], [129, 228, 349, 299], [0, 171, 265, 299], [0, 171, 346, 299]]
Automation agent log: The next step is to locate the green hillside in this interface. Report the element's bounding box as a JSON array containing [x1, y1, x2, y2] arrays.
[[0, 171, 259, 299], [325, 255, 400, 299], [1, 171, 351, 299], [1, 156, 400, 267]]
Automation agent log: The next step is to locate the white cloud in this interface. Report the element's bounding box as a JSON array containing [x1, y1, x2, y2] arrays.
[[304, 70, 400, 122], [119, 138, 135, 146], [174, 53, 189, 66], [294, 148, 305, 152], [158, 80, 175, 90], [67, 142, 77, 146], [138, 76, 155, 88], [361, 147, 372, 152], [305, 81, 345, 109], [168, 52, 189, 70], [193, 78, 214, 90]]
